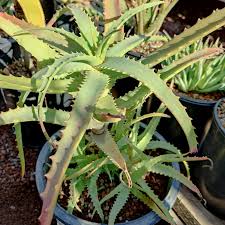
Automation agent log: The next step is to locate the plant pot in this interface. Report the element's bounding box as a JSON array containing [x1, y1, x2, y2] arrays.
[[148, 94, 216, 151], [35, 131, 180, 225], [194, 98, 225, 218], [22, 122, 62, 149]]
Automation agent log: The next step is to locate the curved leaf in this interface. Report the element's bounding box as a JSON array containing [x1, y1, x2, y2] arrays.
[[17, 0, 45, 27], [146, 0, 179, 35], [39, 71, 108, 225], [108, 185, 130, 225], [159, 47, 224, 82], [142, 7, 225, 66], [131, 187, 173, 224], [107, 35, 168, 57], [0, 74, 80, 94], [151, 163, 201, 196], [13, 123, 25, 177], [107, 2, 163, 35], [147, 140, 181, 154], [88, 170, 104, 221], [99, 2, 163, 58], [68, 5, 99, 50], [107, 34, 146, 57], [91, 129, 131, 187], [0, 13, 59, 63], [0, 106, 70, 126], [137, 180, 173, 224], [101, 57, 197, 152]]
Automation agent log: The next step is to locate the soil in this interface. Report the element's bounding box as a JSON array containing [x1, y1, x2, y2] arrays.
[[0, 124, 41, 225], [162, 0, 225, 40], [217, 98, 225, 129], [59, 151, 170, 224], [0, 59, 32, 77], [174, 88, 225, 102], [0, 101, 57, 225]]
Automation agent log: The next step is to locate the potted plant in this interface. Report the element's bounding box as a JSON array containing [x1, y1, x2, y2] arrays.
[[195, 97, 225, 217], [1, 3, 225, 225], [151, 38, 225, 150], [35, 103, 204, 225]]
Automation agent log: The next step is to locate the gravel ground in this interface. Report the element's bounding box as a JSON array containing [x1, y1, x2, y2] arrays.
[[0, 124, 42, 225], [0, 99, 56, 225]]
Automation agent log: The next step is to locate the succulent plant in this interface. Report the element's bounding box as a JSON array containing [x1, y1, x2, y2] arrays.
[[0, 3, 225, 225], [59, 103, 208, 225], [162, 37, 225, 93], [129, 0, 179, 35]]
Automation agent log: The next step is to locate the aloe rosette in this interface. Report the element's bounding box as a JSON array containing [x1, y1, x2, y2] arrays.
[[0, 3, 225, 225]]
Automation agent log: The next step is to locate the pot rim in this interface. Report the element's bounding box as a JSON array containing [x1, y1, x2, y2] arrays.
[[35, 131, 180, 225], [178, 94, 217, 107], [213, 98, 225, 136]]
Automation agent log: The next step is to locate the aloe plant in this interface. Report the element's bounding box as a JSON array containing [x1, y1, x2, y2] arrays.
[[125, 0, 179, 35], [59, 103, 208, 225], [162, 38, 225, 93], [1, 3, 225, 225]]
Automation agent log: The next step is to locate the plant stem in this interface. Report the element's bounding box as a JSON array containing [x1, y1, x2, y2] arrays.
[[137, 0, 144, 34]]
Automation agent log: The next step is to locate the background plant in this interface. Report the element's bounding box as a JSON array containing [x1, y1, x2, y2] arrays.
[[0, 3, 225, 225], [162, 38, 225, 93], [128, 0, 179, 35], [0, 0, 14, 15]]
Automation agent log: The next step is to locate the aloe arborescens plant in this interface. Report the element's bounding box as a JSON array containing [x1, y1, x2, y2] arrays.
[[0, 3, 225, 225]]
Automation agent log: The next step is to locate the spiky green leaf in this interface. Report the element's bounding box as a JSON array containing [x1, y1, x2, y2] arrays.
[[108, 185, 130, 225], [0, 106, 70, 126], [0, 74, 80, 94], [0, 13, 59, 63], [159, 48, 224, 82], [142, 7, 225, 66], [88, 170, 104, 221], [91, 129, 131, 187], [39, 71, 108, 225], [101, 57, 197, 152], [147, 140, 181, 154], [151, 163, 201, 195], [131, 187, 173, 224], [13, 123, 25, 177], [68, 5, 99, 50], [68, 178, 86, 213], [137, 180, 173, 224]]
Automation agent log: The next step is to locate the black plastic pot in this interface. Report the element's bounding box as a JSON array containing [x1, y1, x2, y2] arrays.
[[194, 98, 225, 218], [35, 131, 180, 225], [148, 94, 216, 152]]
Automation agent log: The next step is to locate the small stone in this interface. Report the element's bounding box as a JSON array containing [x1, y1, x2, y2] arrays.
[[10, 205, 16, 210]]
